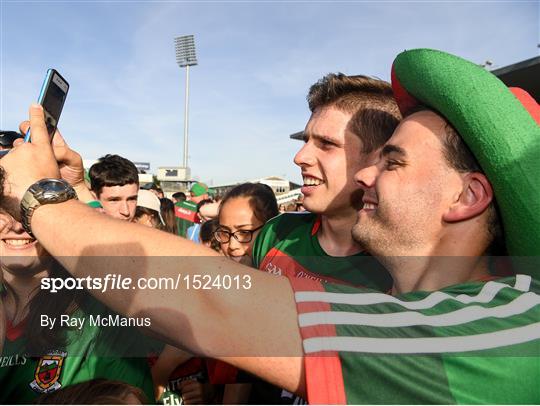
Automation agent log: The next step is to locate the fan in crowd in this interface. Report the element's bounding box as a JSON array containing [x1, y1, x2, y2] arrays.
[[0, 214, 156, 403], [215, 183, 279, 267], [199, 219, 221, 253], [175, 182, 210, 237], [160, 197, 178, 235], [89, 154, 139, 222], [134, 189, 165, 229], [172, 191, 186, 204], [186, 198, 215, 243]]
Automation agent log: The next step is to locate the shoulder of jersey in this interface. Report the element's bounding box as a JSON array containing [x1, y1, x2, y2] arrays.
[[264, 211, 314, 230]]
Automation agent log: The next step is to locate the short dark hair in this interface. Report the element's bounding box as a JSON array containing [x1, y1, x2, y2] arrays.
[[134, 206, 160, 227], [172, 192, 187, 202], [307, 73, 401, 153], [219, 183, 279, 224], [200, 218, 221, 252], [89, 154, 139, 196], [441, 119, 505, 253], [406, 106, 504, 253]]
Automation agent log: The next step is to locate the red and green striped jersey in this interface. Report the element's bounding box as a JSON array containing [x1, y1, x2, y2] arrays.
[[252, 212, 392, 291], [289, 274, 540, 404], [0, 296, 155, 404], [175, 200, 199, 237]]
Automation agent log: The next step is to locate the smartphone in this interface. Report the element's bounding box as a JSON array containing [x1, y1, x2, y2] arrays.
[[24, 69, 69, 142]]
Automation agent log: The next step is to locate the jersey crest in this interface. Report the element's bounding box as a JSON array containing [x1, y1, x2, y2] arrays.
[[29, 350, 67, 394]]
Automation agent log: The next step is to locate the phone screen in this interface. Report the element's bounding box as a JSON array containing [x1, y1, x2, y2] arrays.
[[22, 69, 69, 143], [41, 70, 69, 137]]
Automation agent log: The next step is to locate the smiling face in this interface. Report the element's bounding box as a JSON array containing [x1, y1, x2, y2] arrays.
[[98, 183, 139, 221], [0, 215, 51, 276], [217, 196, 264, 264], [294, 106, 372, 218], [352, 111, 465, 256]]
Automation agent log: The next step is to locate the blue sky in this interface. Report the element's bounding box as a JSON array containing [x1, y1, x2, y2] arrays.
[[0, 1, 538, 185]]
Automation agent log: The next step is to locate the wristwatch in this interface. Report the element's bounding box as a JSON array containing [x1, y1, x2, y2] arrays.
[[21, 178, 78, 238]]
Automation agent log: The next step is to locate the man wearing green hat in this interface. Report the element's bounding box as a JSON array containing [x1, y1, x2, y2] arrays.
[[175, 182, 209, 237], [1, 49, 539, 404]]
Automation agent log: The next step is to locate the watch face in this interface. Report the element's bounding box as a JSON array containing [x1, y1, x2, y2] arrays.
[[35, 179, 72, 200], [38, 179, 65, 191], [22, 179, 76, 238]]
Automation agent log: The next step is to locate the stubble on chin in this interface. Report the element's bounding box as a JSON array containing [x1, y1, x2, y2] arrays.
[[351, 208, 401, 257], [351, 219, 375, 253]]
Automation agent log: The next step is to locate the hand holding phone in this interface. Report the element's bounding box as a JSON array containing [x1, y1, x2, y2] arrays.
[[0, 69, 68, 158], [0, 104, 62, 217]]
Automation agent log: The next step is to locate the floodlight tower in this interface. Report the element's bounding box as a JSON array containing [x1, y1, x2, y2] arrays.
[[175, 35, 198, 169]]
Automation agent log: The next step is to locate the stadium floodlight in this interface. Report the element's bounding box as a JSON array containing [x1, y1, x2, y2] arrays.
[[175, 35, 198, 68], [174, 35, 198, 170]]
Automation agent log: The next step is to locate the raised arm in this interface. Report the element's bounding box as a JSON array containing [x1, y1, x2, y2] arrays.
[[0, 105, 305, 395]]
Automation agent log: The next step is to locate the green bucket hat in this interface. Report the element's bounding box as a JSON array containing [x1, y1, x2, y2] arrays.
[[391, 48, 540, 258]]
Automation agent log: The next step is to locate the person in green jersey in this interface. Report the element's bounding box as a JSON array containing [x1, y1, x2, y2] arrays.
[[0, 213, 155, 404], [252, 74, 399, 291], [1, 48, 539, 404], [175, 182, 209, 237]]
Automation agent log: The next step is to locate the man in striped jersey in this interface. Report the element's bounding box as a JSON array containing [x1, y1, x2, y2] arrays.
[[1, 49, 539, 403], [288, 48, 540, 402]]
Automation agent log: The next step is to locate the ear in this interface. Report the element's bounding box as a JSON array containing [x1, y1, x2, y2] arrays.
[[443, 172, 493, 222]]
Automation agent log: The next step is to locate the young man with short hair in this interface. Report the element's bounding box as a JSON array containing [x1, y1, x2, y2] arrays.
[[89, 154, 139, 221], [252, 73, 400, 290]]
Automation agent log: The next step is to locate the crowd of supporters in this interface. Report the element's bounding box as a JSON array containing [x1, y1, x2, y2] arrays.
[[0, 48, 539, 405], [0, 140, 310, 404]]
